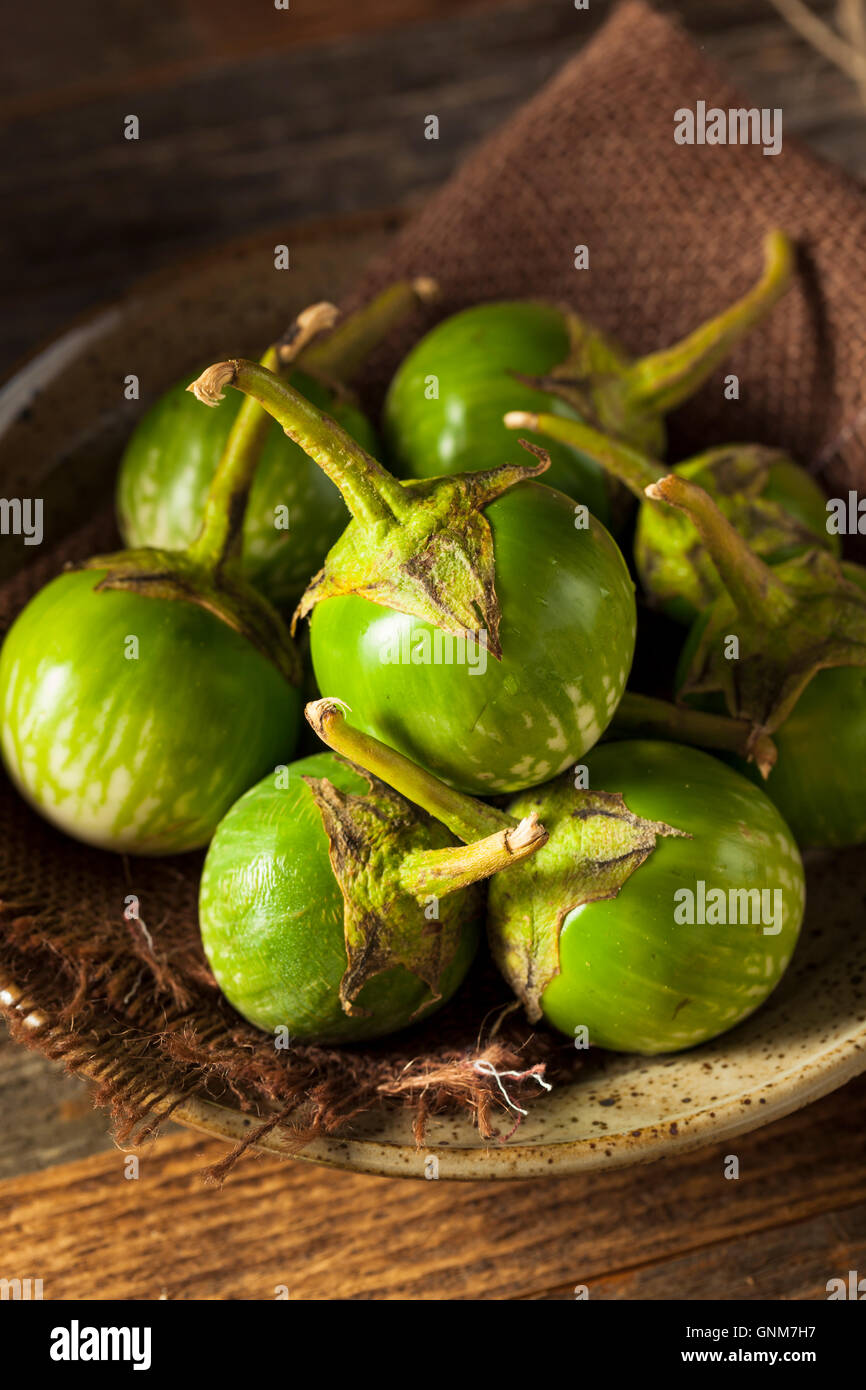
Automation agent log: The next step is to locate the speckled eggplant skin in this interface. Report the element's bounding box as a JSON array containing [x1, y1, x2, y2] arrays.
[[309, 481, 637, 795], [0, 569, 300, 854], [117, 369, 378, 606], [198, 753, 480, 1042]]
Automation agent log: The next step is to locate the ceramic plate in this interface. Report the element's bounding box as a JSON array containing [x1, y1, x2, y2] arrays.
[[2, 217, 864, 1179]]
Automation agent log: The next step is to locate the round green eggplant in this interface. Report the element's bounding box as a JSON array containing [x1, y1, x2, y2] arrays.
[[665, 453, 866, 849], [494, 740, 805, 1054], [117, 368, 377, 607], [383, 302, 621, 525], [187, 357, 638, 798], [0, 569, 300, 854], [198, 752, 479, 1042], [305, 704, 806, 1057], [309, 481, 637, 795], [384, 234, 794, 530]]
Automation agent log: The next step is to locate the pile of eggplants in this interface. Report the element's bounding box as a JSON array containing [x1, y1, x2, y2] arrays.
[[4, 228, 851, 1059]]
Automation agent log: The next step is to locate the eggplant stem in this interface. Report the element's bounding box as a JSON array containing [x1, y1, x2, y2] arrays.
[[399, 813, 547, 899], [646, 474, 797, 627], [504, 410, 663, 497], [305, 697, 511, 842], [186, 301, 340, 572], [186, 277, 436, 571], [190, 358, 410, 527], [622, 229, 794, 417], [299, 277, 439, 381], [610, 691, 777, 778]]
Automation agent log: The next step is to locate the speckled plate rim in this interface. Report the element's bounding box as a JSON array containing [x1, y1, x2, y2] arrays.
[[3, 970, 864, 1182], [2, 220, 865, 1182], [172, 1029, 866, 1180]]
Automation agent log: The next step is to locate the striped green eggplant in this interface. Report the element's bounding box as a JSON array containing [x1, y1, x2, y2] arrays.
[[117, 279, 436, 607], [0, 306, 360, 853], [308, 702, 805, 1056], [199, 749, 545, 1042], [187, 356, 637, 796]]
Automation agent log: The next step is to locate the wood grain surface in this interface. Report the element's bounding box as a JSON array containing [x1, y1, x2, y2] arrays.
[[2, 0, 865, 1301], [0, 0, 862, 378], [4, 1073, 866, 1301]]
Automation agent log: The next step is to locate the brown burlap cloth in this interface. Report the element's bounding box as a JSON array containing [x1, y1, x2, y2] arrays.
[[2, 2, 866, 1180]]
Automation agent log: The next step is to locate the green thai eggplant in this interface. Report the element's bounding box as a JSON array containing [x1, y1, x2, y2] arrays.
[[199, 746, 546, 1042], [0, 307, 354, 853], [118, 279, 437, 606], [649, 473, 866, 848], [383, 231, 793, 528], [307, 701, 805, 1055], [187, 355, 637, 796]]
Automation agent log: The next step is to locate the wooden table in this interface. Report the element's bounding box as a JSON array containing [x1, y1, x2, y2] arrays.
[[2, 0, 865, 1300]]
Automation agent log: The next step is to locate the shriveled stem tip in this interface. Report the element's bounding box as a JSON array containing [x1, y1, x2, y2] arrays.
[[504, 410, 539, 430], [644, 477, 673, 504], [277, 301, 340, 364], [515, 438, 550, 469], [749, 730, 778, 779], [187, 361, 238, 407], [412, 276, 440, 303], [645, 473, 708, 514], [505, 811, 547, 853], [647, 474, 796, 629], [305, 696, 351, 738], [297, 300, 340, 332]]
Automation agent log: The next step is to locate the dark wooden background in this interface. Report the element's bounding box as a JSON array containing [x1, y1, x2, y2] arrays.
[[2, 0, 864, 380], [2, 0, 865, 1301]]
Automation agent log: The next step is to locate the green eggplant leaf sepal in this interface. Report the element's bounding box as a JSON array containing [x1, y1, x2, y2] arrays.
[[75, 547, 302, 687], [291, 447, 547, 658], [638, 446, 833, 618], [489, 778, 689, 1023], [305, 765, 546, 1020], [680, 547, 866, 740], [190, 357, 550, 661], [304, 771, 465, 1020], [518, 304, 663, 454], [293, 447, 550, 660]]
